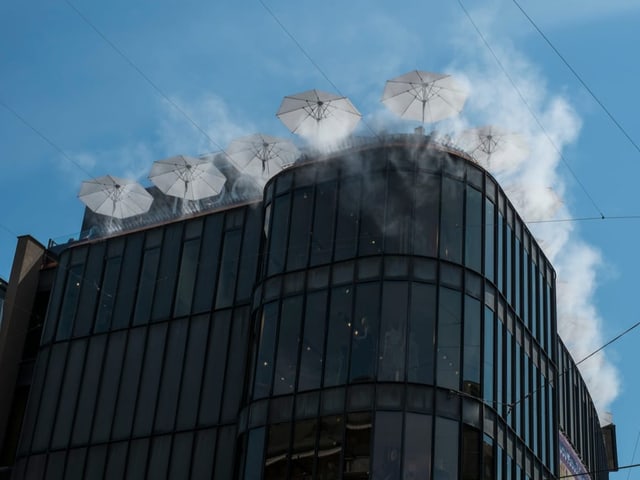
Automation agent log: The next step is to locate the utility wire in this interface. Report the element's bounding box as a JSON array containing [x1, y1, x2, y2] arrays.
[[512, 0, 640, 156], [526, 214, 640, 225], [63, 0, 227, 156], [576, 320, 640, 367], [256, 0, 382, 140], [556, 462, 640, 479], [0, 97, 93, 178], [456, 0, 605, 219], [626, 431, 640, 480]]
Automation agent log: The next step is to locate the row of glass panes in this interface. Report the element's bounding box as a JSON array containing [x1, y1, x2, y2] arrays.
[[40, 206, 261, 344]]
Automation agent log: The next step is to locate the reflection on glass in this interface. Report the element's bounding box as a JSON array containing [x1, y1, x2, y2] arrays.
[[133, 247, 160, 325], [379, 282, 407, 382], [465, 186, 482, 272], [485, 201, 495, 281], [288, 187, 314, 270], [317, 416, 343, 478], [268, 194, 291, 276], [403, 413, 432, 479], [174, 238, 200, 317], [372, 412, 401, 480], [344, 412, 371, 477], [385, 171, 413, 254], [244, 428, 266, 480], [310, 180, 337, 266], [324, 287, 353, 387], [462, 425, 481, 480], [437, 287, 461, 390], [265, 423, 291, 478], [274, 297, 303, 395], [433, 417, 459, 480], [440, 177, 463, 263], [335, 177, 361, 261], [299, 292, 327, 392], [408, 283, 436, 384], [57, 264, 84, 339], [359, 176, 385, 256], [254, 303, 279, 399], [414, 172, 439, 258], [463, 296, 481, 397], [350, 283, 380, 383]]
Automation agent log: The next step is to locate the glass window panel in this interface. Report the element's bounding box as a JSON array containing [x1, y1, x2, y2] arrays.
[[384, 256, 409, 278], [321, 388, 345, 415], [376, 384, 404, 409], [268, 194, 291, 275], [94, 256, 123, 332], [155, 317, 188, 433], [41, 253, 70, 344], [440, 177, 464, 263], [192, 429, 217, 480], [372, 412, 401, 480], [308, 267, 329, 290], [151, 223, 183, 321], [408, 283, 436, 384], [44, 449, 65, 480], [92, 330, 127, 443], [193, 214, 224, 313], [214, 426, 235, 480], [274, 296, 304, 395], [216, 229, 242, 308], [199, 310, 231, 424], [84, 445, 107, 480], [385, 170, 413, 254], [56, 264, 84, 340], [221, 307, 251, 422], [174, 237, 201, 317], [334, 177, 361, 261], [344, 412, 371, 476], [295, 392, 319, 419], [104, 441, 128, 480], [147, 434, 172, 479], [463, 295, 481, 397], [112, 327, 145, 439], [404, 413, 432, 479], [253, 303, 278, 399], [287, 187, 314, 270], [176, 314, 209, 430], [332, 261, 354, 285], [317, 415, 343, 477], [298, 291, 327, 392], [324, 286, 353, 387], [51, 339, 86, 449], [379, 282, 407, 381], [310, 180, 337, 266], [466, 186, 483, 272], [497, 213, 504, 293], [125, 438, 149, 480], [65, 448, 87, 480], [236, 206, 261, 302], [437, 287, 462, 390], [265, 422, 291, 479], [485, 200, 495, 281], [74, 243, 106, 337], [433, 417, 459, 479], [112, 234, 144, 329], [71, 335, 106, 446], [24, 454, 46, 480], [359, 175, 385, 256], [413, 172, 440, 257], [132, 246, 160, 325], [462, 425, 481, 480], [17, 347, 50, 455], [244, 427, 266, 480], [350, 282, 380, 383], [133, 323, 168, 436], [358, 257, 381, 280], [169, 432, 194, 480]]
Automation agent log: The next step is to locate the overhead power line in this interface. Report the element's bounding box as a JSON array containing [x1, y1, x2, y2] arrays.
[[512, 0, 640, 156], [456, 0, 605, 219]]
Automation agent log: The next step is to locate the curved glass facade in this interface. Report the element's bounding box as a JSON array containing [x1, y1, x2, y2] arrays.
[[241, 141, 560, 479], [10, 136, 612, 479]]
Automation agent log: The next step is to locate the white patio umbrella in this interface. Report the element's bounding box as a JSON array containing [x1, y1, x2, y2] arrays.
[[455, 126, 529, 171], [78, 175, 153, 219], [382, 70, 467, 125], [148, 155, 226, 201], [276, 89, 361, 142], [227, 133, 300, 181]]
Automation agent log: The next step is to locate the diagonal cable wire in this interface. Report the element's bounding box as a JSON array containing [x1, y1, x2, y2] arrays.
[[63, 0, 228, 156], [512, 0, 640, 156], [456, 0, 605, 219], [0, 96, 93, 178], [256, 0, 382, 140]]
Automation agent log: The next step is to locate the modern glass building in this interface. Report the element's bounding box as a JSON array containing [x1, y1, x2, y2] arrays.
[[2, 135, 615, 479]]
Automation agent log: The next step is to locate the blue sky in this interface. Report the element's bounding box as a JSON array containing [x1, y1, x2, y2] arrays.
[[2, 0, 640, 475]]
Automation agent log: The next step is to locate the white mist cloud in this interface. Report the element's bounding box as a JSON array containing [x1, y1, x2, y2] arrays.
[[445, 16, 619, 414]]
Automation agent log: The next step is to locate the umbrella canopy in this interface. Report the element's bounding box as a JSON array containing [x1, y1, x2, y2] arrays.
[[227, 133, 300, 181], [276, 89, 361, 142], [78, 175, 153, 219], [382, 70, 467, 124], [455, 126, 529, 170], [149, 155, 226, 201]]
